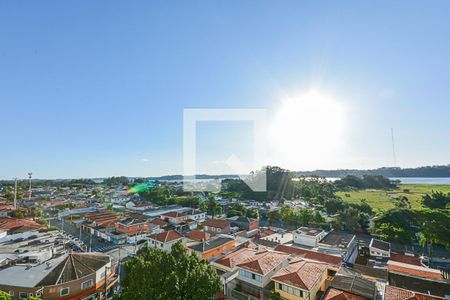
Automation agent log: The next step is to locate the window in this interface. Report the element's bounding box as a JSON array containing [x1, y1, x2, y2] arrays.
[[8, 291, 14, 296], [278, 283, 282, 290], [19, 292, 28, 299], [60, 287, 70, 296], [82, 279, 94, 290]]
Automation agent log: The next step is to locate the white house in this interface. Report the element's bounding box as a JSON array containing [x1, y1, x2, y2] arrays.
[[293, 227, 327, 247], [369, 238, 391, 258]]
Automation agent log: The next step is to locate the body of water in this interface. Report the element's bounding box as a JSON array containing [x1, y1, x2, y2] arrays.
[[326, 177, 450, 184]]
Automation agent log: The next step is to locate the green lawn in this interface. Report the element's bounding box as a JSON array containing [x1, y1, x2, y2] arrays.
[[336, 184, 450, 213]]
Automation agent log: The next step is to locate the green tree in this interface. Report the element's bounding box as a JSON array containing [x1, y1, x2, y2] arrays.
[[0, 290, 11, 300], [121, 241, 221, 300], [422, 191, 450, 209]]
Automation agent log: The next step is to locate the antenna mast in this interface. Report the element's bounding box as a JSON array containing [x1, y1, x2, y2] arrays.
[[28, 172, 33, 201], [391, 128, 397, 167]]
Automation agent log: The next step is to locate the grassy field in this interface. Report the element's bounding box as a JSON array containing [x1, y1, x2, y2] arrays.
[[336, 184, 450, 212]]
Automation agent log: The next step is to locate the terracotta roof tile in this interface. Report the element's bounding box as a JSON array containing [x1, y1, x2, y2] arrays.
[[184, 230, 214, 241], [215, 247, 259, 269], [323, 288, 366, 300], [149, 230, 183, 243], [384, 285, 446, 300], [275, 244, 342, 268], [204, 219, 230, 229], [272, 259, 328, 290], [237, 250, 289, 275], [387, 260, 442, 280]]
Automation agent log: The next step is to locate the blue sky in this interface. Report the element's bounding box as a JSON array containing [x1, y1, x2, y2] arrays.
[[1, 1, 450, 179]]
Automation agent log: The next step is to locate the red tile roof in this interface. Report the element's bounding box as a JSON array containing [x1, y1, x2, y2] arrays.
[[272, 258, 328, 290], [384, 285, 446, 300], [387, 260, 442, 280], [184, 230, 214, 241], [323, 288, 366, 300], [390, 253, 421, 266], [0, 217, 43, 232], [237, 250, 289, 275], [204, 219, 230, 229], [151, 218, 168, 226], [149, 230, 183, 243], [161, 211, 186, 218], [275, 244, 342, 268], [215, 247, 259, 269]]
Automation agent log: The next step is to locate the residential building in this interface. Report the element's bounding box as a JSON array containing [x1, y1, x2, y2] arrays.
[[293, 227, 326, 248], [184, 229, 214, 242], [322, 288, 365, 300], [369, 238, 390, 258], [187, 236, 236, 260], [229, 216, 259, 231], [234, 250, 290, 299], [203, 219, 231, 234], [274, 245, 342, 270], [328, 274, 376, 300], [147, 230, 184, 252], [0, 253, 117, 300], [272, 258, 330, 300], [160, 211, 188, 224], [384, 285, 446, 300], [318, 231, 357, 264]]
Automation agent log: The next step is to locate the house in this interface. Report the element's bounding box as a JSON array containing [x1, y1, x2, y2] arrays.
[[322, 288, 365, 300], [160, 211, 188, 224], [187, 209, 206, 222], [328, 274, 376, 300], [274, 245, 342, 270], [272, 258, 330, 300], [229, 216, 259, 231], [0, 218, 43, 234], [114, 219, 160, 244], [293, 227, 327, 248], [318, 231, 357, 264], [387, 260, 442, 280], [184, 229, 214, 242], [0, 253, 117, 300], [187, 236, 236, 260], [125, 201, 153, 211], [384, 285, 446, 300], [203, 219, 231, 234], [150, 218, 168, 228], [369, 238, 390, 258], [234, 250, 290, 298], [147, 230, 184, 252]]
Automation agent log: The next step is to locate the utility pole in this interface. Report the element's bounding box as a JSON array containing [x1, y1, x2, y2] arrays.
[[391, 128, 397, 167], [13, 178, 18, 209], [27, 172, 33, 201]]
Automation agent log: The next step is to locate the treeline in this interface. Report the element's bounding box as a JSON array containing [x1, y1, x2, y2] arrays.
[[295, 165, 450, 178], [334, 175, 397, 190]]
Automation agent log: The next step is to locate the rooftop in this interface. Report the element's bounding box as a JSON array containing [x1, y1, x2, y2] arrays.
[[296, 226, 324, 237], [214, 247, 259, 269], [272, 258, 329, 290], [323, 288, 366, 300], [369, 238, 390, 252], [319, 231, 355, 249], [148, 230, 183, 243], [384, 285, 446, 300], [237, 250, 289, 275], [204, 218, 230, 229], [330, 275, 376, 300], [188, 236, 235, 253], [387, 260, 442, 280], [274, 244, 342, 268]]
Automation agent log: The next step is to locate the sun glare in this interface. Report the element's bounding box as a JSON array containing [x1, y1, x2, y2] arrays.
[[268, 91, 346, 169]]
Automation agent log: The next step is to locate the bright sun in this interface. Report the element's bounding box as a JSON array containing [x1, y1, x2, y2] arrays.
[[268, 91, 346, 169]]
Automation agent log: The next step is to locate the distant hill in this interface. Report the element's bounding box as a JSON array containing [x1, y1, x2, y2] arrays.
[[294, 165, 450, 178]]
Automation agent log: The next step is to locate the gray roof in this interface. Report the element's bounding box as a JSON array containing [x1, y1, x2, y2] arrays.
[[188, 236, 234, 252], [370, 238, 390, 252], [0, 254, 67, 287]]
